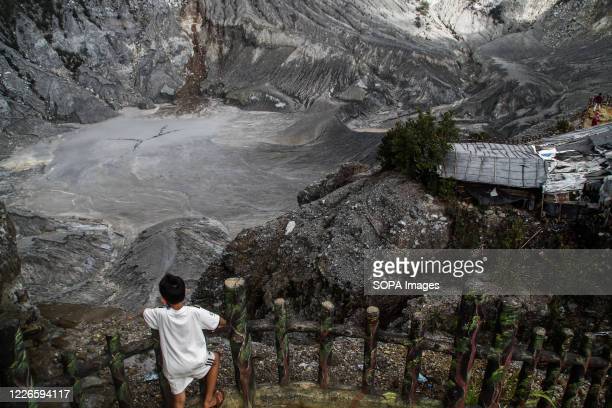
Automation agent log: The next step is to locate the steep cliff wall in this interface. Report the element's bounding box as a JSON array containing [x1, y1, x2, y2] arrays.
[[0, 0, 193, 153], [0, 0, 610, 152]]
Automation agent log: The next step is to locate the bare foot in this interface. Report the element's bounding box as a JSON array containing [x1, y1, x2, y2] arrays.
[[202, 390, 224, 408]]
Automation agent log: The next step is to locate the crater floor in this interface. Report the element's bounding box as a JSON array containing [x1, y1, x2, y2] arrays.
[[1, 103, 377, 238]]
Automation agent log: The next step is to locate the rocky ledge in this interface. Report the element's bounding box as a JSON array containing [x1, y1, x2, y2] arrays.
[[193, 164, 450, 322]]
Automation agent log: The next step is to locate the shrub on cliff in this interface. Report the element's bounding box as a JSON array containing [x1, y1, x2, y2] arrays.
[[378, 111, 459, 190]]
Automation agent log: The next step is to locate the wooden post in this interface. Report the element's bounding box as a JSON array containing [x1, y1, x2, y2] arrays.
[[560, 332, 593, 408], [62, 352, 82, 408], [584, 334, 611, 408], [105, 333, 132, 408], [362, 306, 380, 393], [402, 311, 425, 405], [478, 298, 520, 408], [511, 327, 546, 407], [224, 278, 255, 408], [318, 300, 334, 389], [0, 318, 19, 387], [8, 327, 38, 408], [151, 330, 172, 407], [444, 295, 483, 408], [274, 298, 290, 386], [606, 364, 612, 408], [9, 327, 30, 387], [537, 328, 574, 408]]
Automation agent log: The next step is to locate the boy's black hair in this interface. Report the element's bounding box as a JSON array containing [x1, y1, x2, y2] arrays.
[[159, 274, 185, 305]]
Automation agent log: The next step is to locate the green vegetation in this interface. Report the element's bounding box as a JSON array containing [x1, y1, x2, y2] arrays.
[[526, 390, 556, 407], [469, 131, 491, 142], [447, 204, 482, 248], [489, 5, 504, 24], [416, 0, 429, 15], [495, 215, 527, 249], [555, 119, 573, 133], [378, 111, 459, 192]]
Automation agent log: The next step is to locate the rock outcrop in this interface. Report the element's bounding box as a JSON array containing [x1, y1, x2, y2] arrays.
[[193, 169, 450, 321], [297, 162, 373, 205], [9, 209, 121, 305], [9, 209, 230, 309], [0, 202, 38, 386], [110, 217, 230, 309], [0, 202, 20, 306]]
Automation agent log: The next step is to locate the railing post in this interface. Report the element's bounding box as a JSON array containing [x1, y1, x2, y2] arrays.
[[0, 319, 18, 387], [62, 352, 82, 408], [151, 330, 172, 407], [560, 332, 593, 408], [105, 333, 132, 408], [318, 300, 334, 389], [537, 328, 574, 408], [402, 311, 425, 405], [274, 298, 290, 386], [512, 327, 546, 407], [2, 320, 38, 408], [606, 364, 612, 408], [362, 306, 379, 393], [584, 334, 611, 408], [478, 298, 520, 408], [224, 278, 255, 408], [444, 294, 483, 408]]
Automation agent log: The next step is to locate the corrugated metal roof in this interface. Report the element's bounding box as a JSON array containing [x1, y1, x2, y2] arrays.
[[440, 143, 546, 188], [539, 123, 612, 149], [451, 143, 537, 158]]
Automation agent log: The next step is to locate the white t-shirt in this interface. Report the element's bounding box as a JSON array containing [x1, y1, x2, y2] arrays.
[[143, 305, 220, 379]]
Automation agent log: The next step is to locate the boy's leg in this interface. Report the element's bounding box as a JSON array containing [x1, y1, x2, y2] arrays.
[[173, 391, 186, 408], [202, 352, 221, 408]]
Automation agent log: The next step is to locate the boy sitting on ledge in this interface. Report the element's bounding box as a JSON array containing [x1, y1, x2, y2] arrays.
[[142, 273, 226, 408]]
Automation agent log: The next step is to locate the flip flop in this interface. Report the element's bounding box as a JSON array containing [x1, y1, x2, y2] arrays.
[[215, 390, 225, 407]]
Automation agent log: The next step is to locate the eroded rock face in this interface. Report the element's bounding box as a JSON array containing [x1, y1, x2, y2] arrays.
[[2, 0, 610, 155], [0, 0, 193, 153], [0, 202, 20, 305], [193, 171, 449, 321]]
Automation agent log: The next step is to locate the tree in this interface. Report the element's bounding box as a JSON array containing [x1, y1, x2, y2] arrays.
[[378, 111, 459, 189]]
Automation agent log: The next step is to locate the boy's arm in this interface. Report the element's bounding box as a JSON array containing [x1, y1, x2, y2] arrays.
[[195, 307, 227, 331], [210, 316, 227, 334], [141, 308, 160, 329], [127, 308, 145, 321]]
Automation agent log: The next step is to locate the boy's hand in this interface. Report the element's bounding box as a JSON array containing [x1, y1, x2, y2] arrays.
[[127, 308, 145, 321]]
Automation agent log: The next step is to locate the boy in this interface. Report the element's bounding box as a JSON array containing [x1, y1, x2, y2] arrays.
[[142, 274, 226, 408]]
